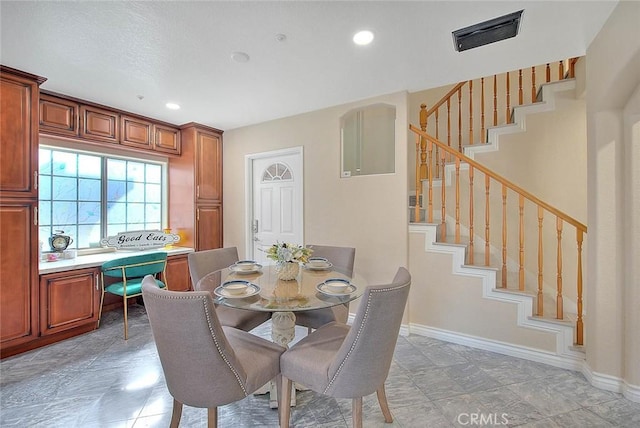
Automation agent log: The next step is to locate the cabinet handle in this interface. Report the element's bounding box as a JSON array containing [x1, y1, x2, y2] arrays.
[[196, 185, 200, 198], [34, 207, 38, 226], [197, 208, 200, 221], [34, 171, 38, 190], [95, 274, 99, 290]]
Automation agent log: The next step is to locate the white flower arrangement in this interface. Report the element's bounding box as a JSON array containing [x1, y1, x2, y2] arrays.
[[265, 242, 312, 265]]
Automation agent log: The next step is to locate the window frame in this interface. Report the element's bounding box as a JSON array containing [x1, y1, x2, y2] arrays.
[[38, 141, 169, 252]]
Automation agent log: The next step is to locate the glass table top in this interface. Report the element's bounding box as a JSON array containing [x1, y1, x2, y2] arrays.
[[196, 264, 366, 312]]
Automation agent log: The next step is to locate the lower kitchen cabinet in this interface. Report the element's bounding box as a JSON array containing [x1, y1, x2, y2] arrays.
[[196, 204, 223, 251], [39, 267, 101, 336], [165, 254, 192, 291]]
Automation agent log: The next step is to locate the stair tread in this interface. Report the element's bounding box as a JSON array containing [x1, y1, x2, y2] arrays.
[[493, 287, 536, 297], [529, 314, 577, 327]]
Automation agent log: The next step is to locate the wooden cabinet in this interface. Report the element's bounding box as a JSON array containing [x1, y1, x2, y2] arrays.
[[80, 104, 119, 144], [0, 66, 45, 356], [153, 124, 181, 155], [39, 94, 79, 138], [0, 201, 39, 349], [39, 268, 100, 336], [196, 205, 223, 251], [121, 115, 153, 149], [195, 130, 222, 204], [39, 91, 182, 156], [1, 67, 44, 198], [169, 123, 223, 251], [165, 254, 191, 291]]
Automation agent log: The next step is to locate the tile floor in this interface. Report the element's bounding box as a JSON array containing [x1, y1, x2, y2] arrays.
[[1, 304, 639, 427]]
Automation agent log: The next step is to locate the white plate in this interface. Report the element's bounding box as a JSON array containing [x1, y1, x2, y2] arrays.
[[214, 281, 261, 298], [304, 261, 333, 271], [228, 263, 263, 274], [316, 279, 356, 296]]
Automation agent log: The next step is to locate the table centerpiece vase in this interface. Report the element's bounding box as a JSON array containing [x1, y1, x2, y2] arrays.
[[276, 261, 300, 281]]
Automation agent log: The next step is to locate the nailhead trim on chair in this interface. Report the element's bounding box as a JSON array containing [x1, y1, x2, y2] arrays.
[[323, 282, 408, 394], [147, 291, 248, 396]]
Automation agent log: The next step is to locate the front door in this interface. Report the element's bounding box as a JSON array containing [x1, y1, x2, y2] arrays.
[[247, 148, 303, 264]]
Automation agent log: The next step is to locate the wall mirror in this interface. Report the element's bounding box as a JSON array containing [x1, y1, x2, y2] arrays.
[[340, 103, 396, 177]]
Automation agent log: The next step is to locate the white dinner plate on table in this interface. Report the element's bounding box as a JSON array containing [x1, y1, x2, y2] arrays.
[[228, 263, 263, 274], [303, 261, 333, 271], [214, 281, 261, 298], [316, 279, 356, 296]]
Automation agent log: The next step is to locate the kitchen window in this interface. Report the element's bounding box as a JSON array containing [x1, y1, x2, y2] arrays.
[[39, 146, 166, 250]]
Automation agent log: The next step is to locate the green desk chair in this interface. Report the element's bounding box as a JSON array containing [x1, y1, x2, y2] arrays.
[[99, 252, 168, 339]]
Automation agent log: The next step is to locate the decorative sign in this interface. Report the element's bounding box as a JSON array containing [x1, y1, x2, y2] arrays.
[[100, 230, 180, 250]]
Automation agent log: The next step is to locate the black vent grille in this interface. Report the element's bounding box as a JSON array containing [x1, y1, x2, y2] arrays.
[[453, 10, 524, 52]]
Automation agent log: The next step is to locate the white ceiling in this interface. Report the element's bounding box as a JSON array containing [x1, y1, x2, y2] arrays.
[[0, 1, 617, 131]]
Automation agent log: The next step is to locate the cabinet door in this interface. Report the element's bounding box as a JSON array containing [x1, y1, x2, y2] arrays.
[[0, 72, 39, 197], [80, 105, 119, 144], [196, 205, 222, 251], [39, 268, 100, 336], [153, 124, 181, 155], [120, 115, 152, 149], [165, 254, 191, 291], [0, 201, 38, 347], [39, 94, 79, 138], [195, 130, 222, 204]]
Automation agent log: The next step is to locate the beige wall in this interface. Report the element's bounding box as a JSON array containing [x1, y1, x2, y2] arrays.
[[474, 92, 587, 223], [586, 0, 640, 396], [409, 232, 557, 352], [223, 91, 409, 285]]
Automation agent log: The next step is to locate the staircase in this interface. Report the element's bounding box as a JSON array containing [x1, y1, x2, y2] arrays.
[[408, 59, 587, 363]]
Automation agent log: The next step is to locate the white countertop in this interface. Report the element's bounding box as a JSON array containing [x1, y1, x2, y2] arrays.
[[39, 246, 194, 275]]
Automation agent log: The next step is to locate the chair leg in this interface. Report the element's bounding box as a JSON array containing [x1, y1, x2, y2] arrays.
[[123, 296, 129, 340], [376, 385, 393, 423], [169, 399, 183, 428], [97, 273, 105, 328], [279, 376, 292, 428], [207, 407, 217, 427], [97, 290, 105, 328], [352, 397, 363, 428]]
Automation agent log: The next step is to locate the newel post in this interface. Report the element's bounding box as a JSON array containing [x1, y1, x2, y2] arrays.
[[419, 104, 428, 181]]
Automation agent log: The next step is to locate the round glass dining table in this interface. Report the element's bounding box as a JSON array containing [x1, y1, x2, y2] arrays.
[[196, 263, 366, 347]]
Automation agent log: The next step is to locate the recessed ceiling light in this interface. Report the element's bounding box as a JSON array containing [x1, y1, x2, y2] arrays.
[[231, 51, 250, 63], [353, 30, 374, 46], [165, 102, 180, 110]]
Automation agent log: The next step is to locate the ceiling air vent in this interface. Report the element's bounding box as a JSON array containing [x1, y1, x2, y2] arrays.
[[453, 10, 524, 52]]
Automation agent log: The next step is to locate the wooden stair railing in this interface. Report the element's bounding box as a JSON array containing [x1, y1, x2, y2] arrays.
[[416, 58, 578, 181], [410, 124, 587, 346]]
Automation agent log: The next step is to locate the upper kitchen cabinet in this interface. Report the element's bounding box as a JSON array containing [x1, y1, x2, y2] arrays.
[[153, 124, 181, 155], [39, 93, 79, 138], [120, 115, 153, 150], [39, 92, 181, 156], [193, 127, 222, 204], [0, 66, 46, 198], [80, 104, 119, 144]]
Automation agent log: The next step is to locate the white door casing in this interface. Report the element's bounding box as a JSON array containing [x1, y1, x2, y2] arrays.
[[245, 147, 303, 264]]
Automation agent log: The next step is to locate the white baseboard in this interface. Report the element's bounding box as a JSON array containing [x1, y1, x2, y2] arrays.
[[582, 364, 640, 403], [409, 323, 640, 404], [409, 323, 584, 371]]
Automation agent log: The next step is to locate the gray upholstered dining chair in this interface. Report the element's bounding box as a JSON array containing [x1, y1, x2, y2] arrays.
[[294, 244, 356, 331], [279, 267, 410, 428], [188, 247, 271, 331], [141, 275, 286, 428]]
